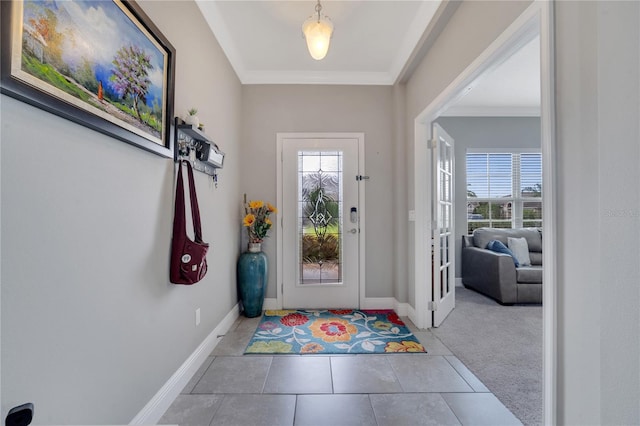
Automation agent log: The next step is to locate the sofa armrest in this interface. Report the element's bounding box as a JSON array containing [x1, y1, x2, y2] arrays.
[[461, 235, 474, 248], [461, 246, 518, 303]]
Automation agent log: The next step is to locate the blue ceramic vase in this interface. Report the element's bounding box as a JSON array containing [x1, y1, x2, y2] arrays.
[[237, 243, 268, 318]]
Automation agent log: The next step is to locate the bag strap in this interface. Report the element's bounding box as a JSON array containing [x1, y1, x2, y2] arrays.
[[173, 160, 204, 243], [172, 160, 186, 242], [183, 160, 204, 243]]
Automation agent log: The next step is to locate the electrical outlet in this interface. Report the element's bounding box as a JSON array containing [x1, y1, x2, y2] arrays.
[[195, 308, 201, 326]]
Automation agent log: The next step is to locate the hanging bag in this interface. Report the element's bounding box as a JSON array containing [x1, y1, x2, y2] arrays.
[[170, 160, 209, 284]]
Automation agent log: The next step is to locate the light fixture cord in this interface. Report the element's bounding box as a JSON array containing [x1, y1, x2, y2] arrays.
[[315, 0, 322, 23]]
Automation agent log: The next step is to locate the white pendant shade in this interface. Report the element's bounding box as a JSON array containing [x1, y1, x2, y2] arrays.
[[302, 16, 333, 60]]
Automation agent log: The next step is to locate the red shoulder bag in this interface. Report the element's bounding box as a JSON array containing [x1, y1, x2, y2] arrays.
[[170, 160, 209, 284]]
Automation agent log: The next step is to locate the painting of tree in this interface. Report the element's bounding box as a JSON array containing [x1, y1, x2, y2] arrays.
[[111, 45, 153, 122]]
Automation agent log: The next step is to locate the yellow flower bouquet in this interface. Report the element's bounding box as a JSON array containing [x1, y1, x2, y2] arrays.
[[243, 199, 277, 244]]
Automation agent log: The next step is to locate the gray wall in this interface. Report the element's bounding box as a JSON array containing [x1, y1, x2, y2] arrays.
[[241, 85, 395, 299], [435, 117, 541, 277], [555, 1, 640, 423], [0, 1, 242, 423]]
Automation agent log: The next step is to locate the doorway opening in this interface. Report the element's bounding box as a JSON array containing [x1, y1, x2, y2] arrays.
[[412, 2, 555, 424]]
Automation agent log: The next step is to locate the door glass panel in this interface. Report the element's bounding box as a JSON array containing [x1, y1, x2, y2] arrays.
[[298, 151, 343, 285], [442, 266, 449, 299], [442, 174, 450, 202], [446, 234, 450, 263], [444, 204, 451, 230]]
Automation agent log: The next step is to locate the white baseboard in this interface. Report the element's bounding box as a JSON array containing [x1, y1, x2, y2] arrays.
[[361, 297, 395, 310], [407, 304, 422, 329], [456, 277, 463, 287], [262, 298, 278, 310], [130, 303, 240, 425], [260, 298, 400, 311], [393, 301, 410, 317], [258, 297, 414, 323], [361, 298, 410, 317]]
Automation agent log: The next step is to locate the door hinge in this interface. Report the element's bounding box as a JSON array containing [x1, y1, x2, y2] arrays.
[[428, 138, 437, 149], [428, 301, 438, 311], [356, 175, 370, 181], [281, 282, 284, 294]]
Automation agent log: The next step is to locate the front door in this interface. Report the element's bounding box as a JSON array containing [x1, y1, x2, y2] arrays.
[[432, 123, 455, 326], [279, 134, 363, 309]]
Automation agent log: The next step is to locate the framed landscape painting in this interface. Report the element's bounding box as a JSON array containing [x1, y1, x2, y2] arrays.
[[0, 0, 176, 158]]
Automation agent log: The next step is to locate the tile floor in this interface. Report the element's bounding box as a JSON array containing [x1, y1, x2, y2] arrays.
[[159, 315, 522, 426]]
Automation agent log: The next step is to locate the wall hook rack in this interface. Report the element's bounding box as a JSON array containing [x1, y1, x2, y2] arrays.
[[174, 117, 225, 187]]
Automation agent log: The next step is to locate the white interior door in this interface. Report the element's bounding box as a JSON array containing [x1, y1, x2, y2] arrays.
[[432, 123, 455, 327], [280, 136, 362, 309]]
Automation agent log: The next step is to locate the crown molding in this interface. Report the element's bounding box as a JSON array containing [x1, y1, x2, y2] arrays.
[[440, 105, 541, 117], [240, 70, 394, 85]]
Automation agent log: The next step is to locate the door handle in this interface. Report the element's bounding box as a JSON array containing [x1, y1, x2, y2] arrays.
[[349, 228, 358, 234], [350, 207, 358, 223]]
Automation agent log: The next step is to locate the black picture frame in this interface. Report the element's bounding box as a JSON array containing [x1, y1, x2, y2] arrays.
[[0, 0, 176, 158]]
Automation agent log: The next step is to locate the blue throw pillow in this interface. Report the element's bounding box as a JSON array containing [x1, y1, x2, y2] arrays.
[[486, 240, 519, 267]]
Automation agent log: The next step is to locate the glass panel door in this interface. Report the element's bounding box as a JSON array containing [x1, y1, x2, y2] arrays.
[[281, 136, 361, 309], [432, 123, 456, 327]]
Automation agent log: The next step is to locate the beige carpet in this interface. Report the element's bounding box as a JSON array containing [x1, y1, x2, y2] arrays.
[[432, 286, 543, 426]]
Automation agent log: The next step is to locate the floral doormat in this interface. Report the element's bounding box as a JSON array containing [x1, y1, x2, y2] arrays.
[[244, 309, 426, 354]]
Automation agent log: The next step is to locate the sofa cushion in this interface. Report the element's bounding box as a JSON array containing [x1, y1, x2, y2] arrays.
[[508, 237, 531, 266], [530, 252, 543, 266], [486, 240, 519, 266], [516, 266, 543, 284], [473, 227, 542, 252]]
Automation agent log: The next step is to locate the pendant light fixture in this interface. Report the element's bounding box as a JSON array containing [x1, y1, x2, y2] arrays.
[[302, 0, 334, 60]]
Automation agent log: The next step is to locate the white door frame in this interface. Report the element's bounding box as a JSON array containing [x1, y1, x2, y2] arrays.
[[276, 132, 366, 310], [412, 1, 556, 424]]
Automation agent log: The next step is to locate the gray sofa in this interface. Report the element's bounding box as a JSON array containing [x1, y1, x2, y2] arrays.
[[461, 227, 543, 304]]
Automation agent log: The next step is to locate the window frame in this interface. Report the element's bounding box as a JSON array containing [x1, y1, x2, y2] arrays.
[[466, 149, 542, 233]]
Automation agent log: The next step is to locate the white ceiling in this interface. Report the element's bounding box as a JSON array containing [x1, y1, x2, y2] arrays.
[[196, 0, 442, 85], [195, 1, 540, 114], [442, 36, 541, 116]]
